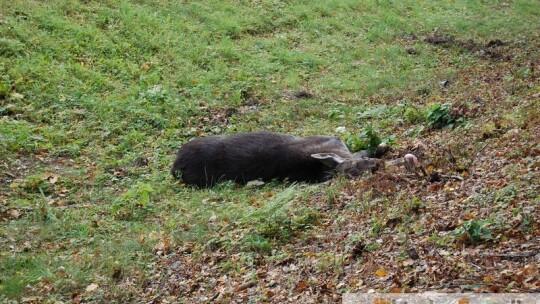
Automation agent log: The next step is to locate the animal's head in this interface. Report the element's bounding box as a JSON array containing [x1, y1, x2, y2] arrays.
[[311, 153, 382, 177]]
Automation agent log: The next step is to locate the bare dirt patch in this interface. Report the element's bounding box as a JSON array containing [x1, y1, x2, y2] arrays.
[[425, 33, 511, 60]]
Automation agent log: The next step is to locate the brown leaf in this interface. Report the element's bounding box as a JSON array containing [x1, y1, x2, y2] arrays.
[[162, 235, 170, 253], [294, 280, 307, 293], [234, 281, 255, 292], [72, 293, 83, 304], [463, 211, 476, 220], [488, 285, 501, 293], [375, 268, 389, 278]]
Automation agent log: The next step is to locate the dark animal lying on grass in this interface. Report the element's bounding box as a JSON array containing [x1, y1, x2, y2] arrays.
[[171, 132, 412, 187]]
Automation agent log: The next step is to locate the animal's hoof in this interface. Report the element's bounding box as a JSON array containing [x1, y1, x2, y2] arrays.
[[403, 154, 419, 172], [375, 143, 390, 158]]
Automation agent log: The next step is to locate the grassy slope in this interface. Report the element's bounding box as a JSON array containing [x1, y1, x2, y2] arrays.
[[1, 0, 539, 302]]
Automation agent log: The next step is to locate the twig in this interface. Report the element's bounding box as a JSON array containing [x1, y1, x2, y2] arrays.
[[9, 206, 34, 212], [3, 172, 16, 179], [207, 292, 220, 302], [234, 281, 255, 292], [475, 141, 490, 157], [55, 204, 94, 209], [439, 174, 464, 181]]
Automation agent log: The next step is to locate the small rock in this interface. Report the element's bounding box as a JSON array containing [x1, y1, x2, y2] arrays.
[[407, 247, 420, 260], [439, 80, 450, 88], [335, 126, 347, 133], [85, 283, 99, 292], [246, 180, 265, 188], [8, 209, 21, 219]]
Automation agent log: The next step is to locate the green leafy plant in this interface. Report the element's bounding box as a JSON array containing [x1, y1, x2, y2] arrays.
[[456, 219, 492, 244], [404, 106, 425, 124], [242, 233, 272, 253], [0, 38, 25, 57], [111, 183, 155, 220], [344, 125, 382, 154], [426, 103, 458, 129]]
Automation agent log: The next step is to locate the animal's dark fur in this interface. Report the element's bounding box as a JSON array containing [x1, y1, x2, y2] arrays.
[[171, 132, 381, 187]]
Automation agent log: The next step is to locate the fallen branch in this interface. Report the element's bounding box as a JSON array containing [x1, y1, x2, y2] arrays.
[[234, 281, 255, 292], [439, 174, 464, 181], [482, 252, 538, 260]]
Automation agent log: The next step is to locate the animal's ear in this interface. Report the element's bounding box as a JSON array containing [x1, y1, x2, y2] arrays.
[[311, 153, 345, 168]]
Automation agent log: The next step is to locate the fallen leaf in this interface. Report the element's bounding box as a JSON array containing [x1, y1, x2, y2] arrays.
[[294, 280, 307, 293], [463, 211, 476, 220], [375, 268, 389, 278], [148, 231, 160, 241], [10, 92, 24, 99], [402, 258, 415, 267], [8, 209, 20, 219], [72, 293, 82, 304], [488, 285, 501, 293], [48, 175, 58, 184], [162, 235, 170, 253], [85, 283, 99, 292]]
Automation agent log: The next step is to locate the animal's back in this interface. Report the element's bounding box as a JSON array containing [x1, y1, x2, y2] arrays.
[[171, 132, 337, 187]]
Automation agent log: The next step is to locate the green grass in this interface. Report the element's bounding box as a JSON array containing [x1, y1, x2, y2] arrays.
[[1, 0, 539, 301]]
